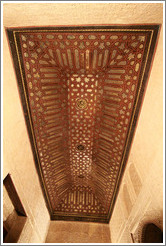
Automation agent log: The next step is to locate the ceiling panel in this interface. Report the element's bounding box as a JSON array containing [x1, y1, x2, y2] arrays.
[[7, 25, 159, 223]]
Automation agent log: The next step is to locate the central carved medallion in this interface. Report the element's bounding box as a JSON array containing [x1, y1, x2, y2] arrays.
[[76, 144, 85, 151], [76, 98, 88, 110], [6, 25, 159, 223]]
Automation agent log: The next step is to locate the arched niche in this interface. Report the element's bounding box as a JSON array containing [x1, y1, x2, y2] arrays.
[[142, 223, 163, 243], [132, 210, 163, 243]]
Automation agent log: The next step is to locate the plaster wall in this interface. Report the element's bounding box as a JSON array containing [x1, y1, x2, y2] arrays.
[[3, 37, 50, 240], [3, 3, 163, 27], [3, 186, 15, 223], [3, 2, 163, 243], [45, 221, 110, 243], [108, 5, 163, 244], [3, 31, 50, 242]]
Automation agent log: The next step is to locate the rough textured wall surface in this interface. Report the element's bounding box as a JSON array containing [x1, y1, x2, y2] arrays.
[[3, 30, 50, 242], [3, 3, 163, 27], [46, 221, 111, 243], [3, 186, 15, 222], [3, 2, 163, 243], [108, 4, 163, 244]]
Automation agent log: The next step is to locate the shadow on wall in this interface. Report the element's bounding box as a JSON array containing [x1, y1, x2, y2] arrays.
[[132, 209, 163, 243], [142, 223, 163, 243], [3, 174, 27, 243]]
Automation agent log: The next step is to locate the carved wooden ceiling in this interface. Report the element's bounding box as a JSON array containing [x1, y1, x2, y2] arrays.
[[7, 25, 159, 223]]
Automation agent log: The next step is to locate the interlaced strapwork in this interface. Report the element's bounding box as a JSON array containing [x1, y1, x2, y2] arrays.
[[14, 28, 153, 220]]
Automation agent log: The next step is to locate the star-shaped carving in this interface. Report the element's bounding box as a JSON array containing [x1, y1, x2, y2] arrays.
[[31, 52, 38, 59], [36, 91, 42, 97], [138, 36, 145, 42], [34, 73, 40, 78], [119, 43, 125, 50], [119, 109, 125, 114], [128, 53, 135, 60], [99, 43, 105, 49], [79, 42, 85, 49], [85, 77, 89, 82], [60, 42, 65, 49], [125, 75, 131, 81]]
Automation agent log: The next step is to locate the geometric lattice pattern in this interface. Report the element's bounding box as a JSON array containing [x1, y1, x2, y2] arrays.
[[7, 25, 159, 223], [55, 185, 107, 215]]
